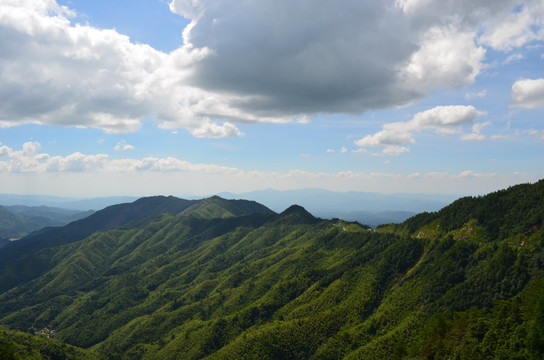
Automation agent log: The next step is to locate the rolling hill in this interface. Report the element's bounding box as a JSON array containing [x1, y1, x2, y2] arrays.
[[0, 205, 91, 241], [0, 181, 542, 359]]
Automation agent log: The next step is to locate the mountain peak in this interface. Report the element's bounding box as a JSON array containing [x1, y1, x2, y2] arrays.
[[281, 204, 310, 215], [277, 204, 317, 224], [179, 196, 274, 219]]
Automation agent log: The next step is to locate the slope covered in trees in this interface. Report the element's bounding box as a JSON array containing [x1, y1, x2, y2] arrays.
[[0, 329, 100, 360], [0, 196, 273, 294], [0, 181, 543, 359], [0, 205, 91, 241]]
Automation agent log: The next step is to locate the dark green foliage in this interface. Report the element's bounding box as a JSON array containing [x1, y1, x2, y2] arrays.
[[0, 204, 92, 244], [403, 179, 544, 241], [0, 195, 272, 294], [179, 196, 274, 219], [0, 181, 543, 359], [0, 329, 102, 359], [0, 206, 65, 240], [529, 286, 544, 357], [409, 293, 534, 359]]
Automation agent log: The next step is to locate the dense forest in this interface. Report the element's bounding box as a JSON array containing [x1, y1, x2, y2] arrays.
[[0, 205, 92, 241], [0, 180, 543, 359]]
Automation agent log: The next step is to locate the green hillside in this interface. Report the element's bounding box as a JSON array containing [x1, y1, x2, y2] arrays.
[[0, 206, 60, 240], [0, 182, 543, 359], [0, 205, 93, 246], [0, 328, 100, 360], [0, 195, 271, 294], [5, 205, 93, 224], [0, 196, 198, 294], [179, 195, 274, 219]]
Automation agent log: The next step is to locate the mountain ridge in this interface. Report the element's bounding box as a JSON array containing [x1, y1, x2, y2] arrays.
[[0, 195, 276, 294], [179, 196, 274, 219], [0, 205, 93, 241], [0, 180, 543, 359]]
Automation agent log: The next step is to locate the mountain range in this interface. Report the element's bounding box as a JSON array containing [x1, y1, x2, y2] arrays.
[[219, 188, 458, 213], [0, 180, 543, 359], [0, 189, 459, 228]]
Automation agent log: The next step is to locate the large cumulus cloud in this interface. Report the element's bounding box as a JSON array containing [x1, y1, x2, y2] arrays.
[[172, 0, 544, 116], [173, 0, 483, 115], [0, 0, 238, 137], [1, 0, 543, 137]]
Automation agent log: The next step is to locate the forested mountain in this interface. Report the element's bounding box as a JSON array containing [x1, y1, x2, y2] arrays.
[[5, 205, 93, 224], [0, 329, 100, 359], [0, 181, 543, 359], [0, 205, 91, 241], [0, 196, 272, 294]]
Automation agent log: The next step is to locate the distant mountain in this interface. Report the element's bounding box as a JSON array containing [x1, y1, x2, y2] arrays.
[[1, 190, 458, 225], [0, 194, 79, 207], [0, 205, 90, 240], [51, 196, 141, 211], [6, 205, 93, 223], [0, 181, 543, 359], [317, 209, 416, 228], [0, 194, 139, 211], [219, 188, 459, 225]]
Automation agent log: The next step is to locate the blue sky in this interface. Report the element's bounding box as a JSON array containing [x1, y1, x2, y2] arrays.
[[0, 0, 543, 197]]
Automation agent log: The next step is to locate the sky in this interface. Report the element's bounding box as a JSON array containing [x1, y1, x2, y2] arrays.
[[0, 0, 543, 197]]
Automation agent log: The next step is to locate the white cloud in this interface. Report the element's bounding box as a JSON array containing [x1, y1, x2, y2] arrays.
[[472, 121, 491, 133], [340, 147, 348, 153], [0, 0, 542, 138], [48, 152, 109, 172], [383, 146, 410, 156], [295, 115, 311, 124], [0, 0, 250, 138], [0, 141, 238, 173], [0, 142, 540, 196], [491, 134, 511, 140], [515, 128, 544, 140], [114, 139, 135, 151], [0, 142, 109, 172], [399, 27, 485, 92], [0, 145, 10, 157], [188, 122, 243, 138], [461, 121, 491, 141], [466, 90, 487, 99], [411, 105, 484, 127], [511, 78, 544, 108], [0, 1, 165, 133], [504, 53, 524, 64], [326, 149, 335, 153], [478, 3, 544, 51], [355, 122, 415, 147], [355, 105, 486, 154], [396, 0, 544, 51]]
